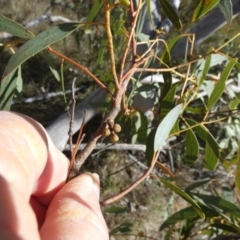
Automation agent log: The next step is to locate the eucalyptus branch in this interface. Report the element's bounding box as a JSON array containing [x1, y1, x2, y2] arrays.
[[103, 0, 120, 88], [119, 0, 143, 81]]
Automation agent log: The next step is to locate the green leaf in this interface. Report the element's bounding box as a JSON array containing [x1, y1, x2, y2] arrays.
[[210, 223, 240, 233], [185, 179, 211, 193], [194, 193, 240, 219], [86, 0, 102, 23], [160, 83, 178, 115], [146, 0, 154, 27], [218, 0, 233, 28], [197, 54, 211, 86], [160, 179, 205, 219], [160, 205, 223, 230], [42, 50, 60, 82], [185, 119, 219, 170], [204, 133, 219, 170], [160, 206, 199, 230], [146, 128, 156, 165], [159, 0, 182, 30], [109, 222, 133, 235], [192, 0, 220, 22], [185, 129, 199, 165], [161, 72, 172, 101], [154, 104, 182, 151], [104, 207, 127, 214], [235, 141, 240, 197], [0, 67, 19, 110], [161, 35, 184, 61], [3, 23, 82, 79], [0, 14, 34, 39], [185, 118, 208, 141], [207, 58, 238, 109]]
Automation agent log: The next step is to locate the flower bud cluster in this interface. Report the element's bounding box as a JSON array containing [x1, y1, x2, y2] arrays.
[[102, 119, 121, 143]]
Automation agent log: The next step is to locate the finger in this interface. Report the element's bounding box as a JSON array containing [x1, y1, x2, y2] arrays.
[[0, 175, 40, 240], [40, 173, 109, 240], [0, 111, 69, 202]]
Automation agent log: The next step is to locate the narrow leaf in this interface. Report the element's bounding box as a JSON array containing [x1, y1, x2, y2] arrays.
[[197, 54, 211, 86], [160, 206, 199, 230], [155, 161, 174, 177], [104, 207, 127, 214], [3, 23, 82, 79], [86, 0, 102, 23], [160, 205, 220, 230], [218, 0, 233, 28], [185, 179, 211, 193], [204, 133, 219, 170], [154, 104, 182, 151], [185, 129, 199, 165], [0, 14, 34, 39], [192, 0, 220, 22], [235, 141, 240, 197], [194, 194, 240, 219], [161, 179, 205, 219], [0, 68, 18, 110], [159, 0, 182, 30], [42, 50, 60, 82], [185, 118, 219, 170], [160, 84, 178, 115], [207, 58, 237, 109]]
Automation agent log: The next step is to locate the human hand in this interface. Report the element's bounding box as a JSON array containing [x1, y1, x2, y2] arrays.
[[0, 111, 108, 239]]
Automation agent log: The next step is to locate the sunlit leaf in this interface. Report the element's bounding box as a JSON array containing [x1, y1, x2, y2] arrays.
[[185, 129, 199, 165], [207, 58, 238, 109], [218, 0, 233, 28], [192, 0, 220, 22], [0, 14, 34, 39], [1, 23, 82, 108], [154, 104, 182, 151], [160, 179, 205, 219], [159, 0, 182, 30], [3, 23, 82, 79]]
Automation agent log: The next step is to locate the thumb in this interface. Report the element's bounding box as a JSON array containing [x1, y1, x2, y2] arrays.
[[40, 173, 109, 240]]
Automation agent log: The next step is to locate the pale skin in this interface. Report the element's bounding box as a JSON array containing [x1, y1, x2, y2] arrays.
[[0, 111, 109, 240]]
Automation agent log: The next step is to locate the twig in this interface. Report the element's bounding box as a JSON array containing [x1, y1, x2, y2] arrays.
[[46, 47, 113, 98], [67, 110, 87, 180], [64, 143, 146, 152], [103, 0, 120, 88], [100, 150, 160, 206], [68, 77, 77, 155]]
